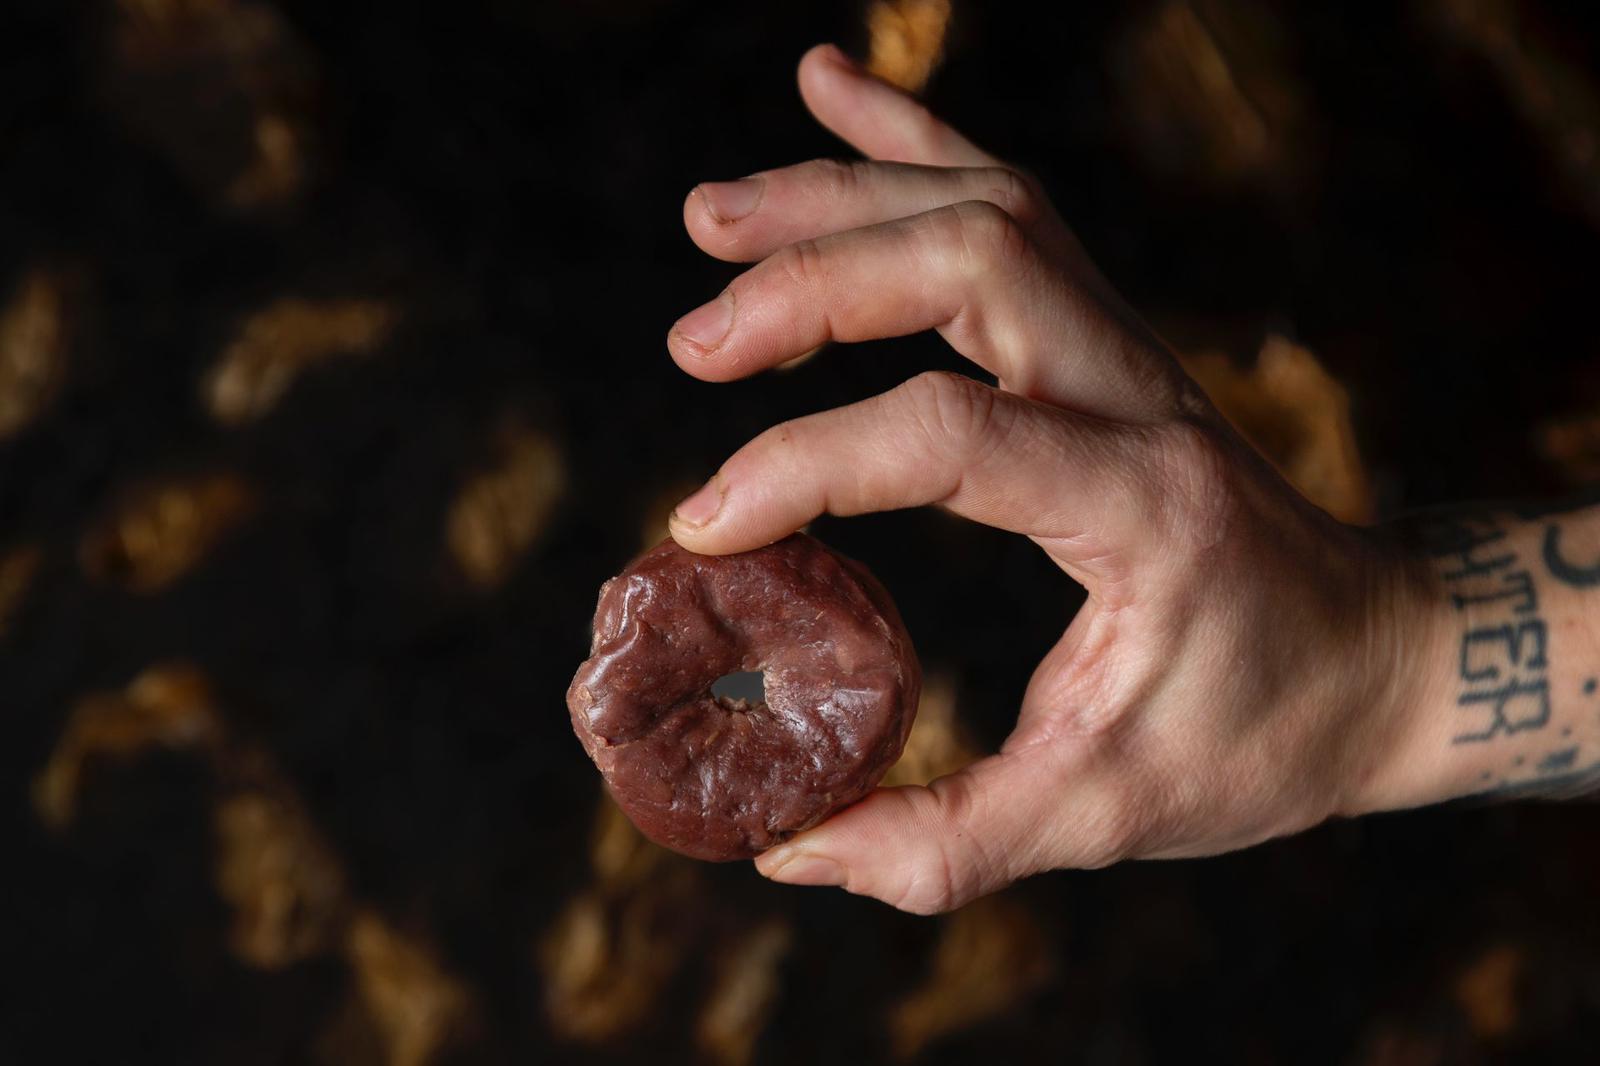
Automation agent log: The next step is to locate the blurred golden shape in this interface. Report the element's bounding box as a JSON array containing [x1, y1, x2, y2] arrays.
[[109, 0, 316, 211], [888, 893, 1053, 1059], [1119, 1, 1305, 184], [882, 674, 976, 787], [345, 909, 472, 1066], [226, 111, 309, 211], [590, 789, 672, 889], [1538, 411, 1600, 485], [696, 919, 793, 1066], [32, 662, 222, 829], [205, 298, 394, 424], [0, 544, 42, 637], [867, 0, 952, 94], [539, 883, 693, 1042], [33, 657, 351, 968], [1454, 943, 1522, 1040], [1181, 334, 1373, 523], [1426, 0, 1600, 227], [1151, 2, 1266, 167], [447, 425, 565, 588], [0, 270, 67, 439], [540, 790, 695, 1042], [211, 735, 474, 1060], [80, 472, 254, 592], [33, 652, 479, 1059], [215, 777, 349, 968]]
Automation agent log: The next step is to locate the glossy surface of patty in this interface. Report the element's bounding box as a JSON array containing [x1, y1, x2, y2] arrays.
[[567, 534, 920, 860]]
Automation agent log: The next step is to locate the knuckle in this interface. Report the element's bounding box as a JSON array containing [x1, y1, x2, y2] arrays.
[[805, 157, 870, 201], [885, 777, 988, 915], [899, 370, 1000, 462], [886, 857, 961, 915], [890, 890, 955, 917], [772, 237, 828, 293], [980, 166, 1041, 230], [942, 199, 1031, 275], [1147, 418, 1241, 552]]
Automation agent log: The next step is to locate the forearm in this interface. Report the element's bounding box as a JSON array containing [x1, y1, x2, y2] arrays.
[[1359, 494, 1600, 811]]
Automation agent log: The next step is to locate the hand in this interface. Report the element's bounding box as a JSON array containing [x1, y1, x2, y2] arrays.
[[665, 44, 1431, 913]]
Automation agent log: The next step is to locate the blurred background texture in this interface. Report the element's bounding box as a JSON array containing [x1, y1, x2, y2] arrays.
[[5, 0, 1600, 1063]]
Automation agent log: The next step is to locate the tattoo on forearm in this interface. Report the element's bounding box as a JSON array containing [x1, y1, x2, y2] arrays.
[[1422, 516, 1550, 743], [1415, 501, 1600, 800]]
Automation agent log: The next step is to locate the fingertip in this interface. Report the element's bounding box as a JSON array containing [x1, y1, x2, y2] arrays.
[[754, 789, 961, 912], [664, 330, 706, 374], [665, 334, 742, 383], [683, 180, 770, 265], [666, 515, 727, 557], [761, 789, 904, 872], [798, 42, 861, 118], [669, 506, 796, 559], [682, 184, 706, 230], [681, 186, 727, 258], [665, 474, 773, 556], [755, 844, 845, 886], [752, 845, 784, 879], [667, 289, 735, 372], [800, 42, 855, 79], [671, 476, 722, 528], [666, 520, 709, 554], [799, 42, 988, 169]]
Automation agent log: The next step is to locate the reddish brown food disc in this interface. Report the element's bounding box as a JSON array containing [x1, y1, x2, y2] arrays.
[[567, 533, 920, 861]]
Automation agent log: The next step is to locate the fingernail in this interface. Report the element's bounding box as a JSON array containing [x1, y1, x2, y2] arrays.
[[698, 178, 764, 223], [671, 477, 723, 529], [673, 291, 733, 351], [759, 849, 845, 887]]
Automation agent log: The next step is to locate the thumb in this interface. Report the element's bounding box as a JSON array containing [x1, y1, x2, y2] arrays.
[[754, 749, 1066, 914]]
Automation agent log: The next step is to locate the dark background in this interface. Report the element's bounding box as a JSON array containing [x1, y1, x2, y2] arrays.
[[4, 1, 1599, 1063]]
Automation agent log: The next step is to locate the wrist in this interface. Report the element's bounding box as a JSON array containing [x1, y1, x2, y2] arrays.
[[1332, 529, 1460, 818]]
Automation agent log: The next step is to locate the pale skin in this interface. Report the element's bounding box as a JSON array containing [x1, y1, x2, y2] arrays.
[[664, 43, 1600, 915]]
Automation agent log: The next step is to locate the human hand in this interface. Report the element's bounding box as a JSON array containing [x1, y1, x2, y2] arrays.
[[664, 44, 1435, 913]]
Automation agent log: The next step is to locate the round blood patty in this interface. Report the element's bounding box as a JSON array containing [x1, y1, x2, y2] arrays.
[[567, 533, 920, 861]]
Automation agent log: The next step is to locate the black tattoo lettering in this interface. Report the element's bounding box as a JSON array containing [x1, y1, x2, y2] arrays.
[[1423, 516, 1553, 743], [1448, 568, 1537, 614], [1460, 621, 1547, 681], [1403, 497, 1600, 800], [1543, 522, 1600, 588], [1456, 678, 1551, 741]]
